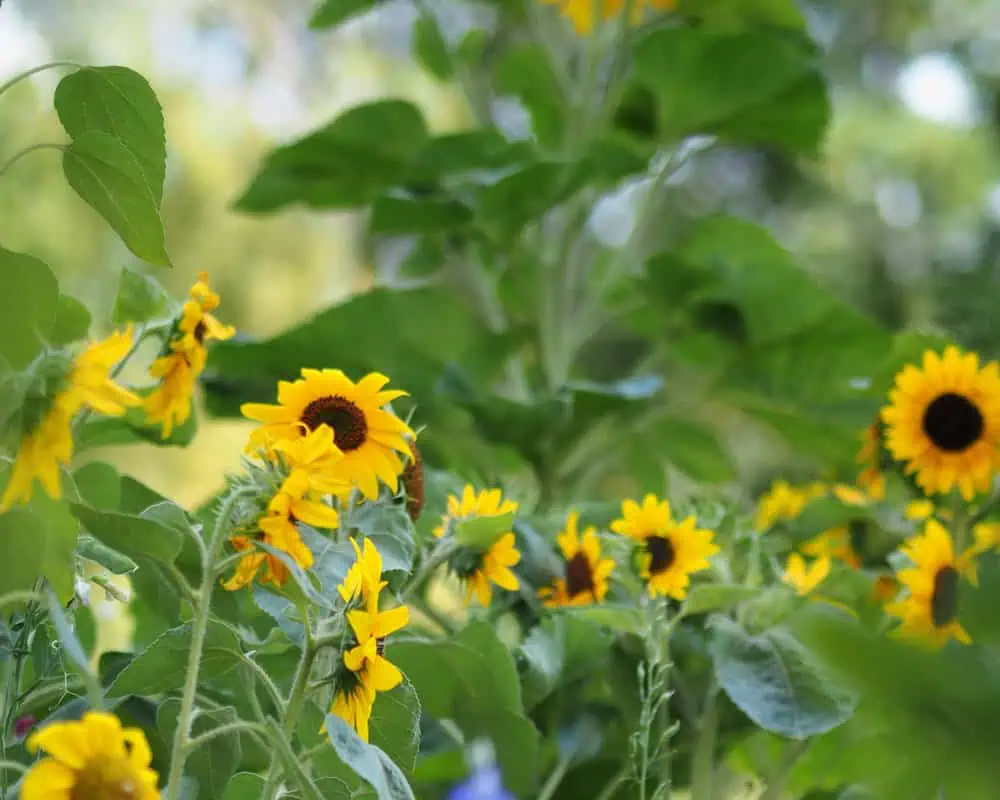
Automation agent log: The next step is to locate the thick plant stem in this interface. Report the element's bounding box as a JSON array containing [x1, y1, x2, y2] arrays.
[[163, 489, 249, 800], [690, 684, 719, 800]]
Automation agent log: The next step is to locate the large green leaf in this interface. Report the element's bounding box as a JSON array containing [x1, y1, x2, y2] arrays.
[[325, 715, 416, 800], [710, 616, 856, 739], [70, 502, 184, 564], [0, 247, 59, 369], [50, 295, 91, 346], [158, 699, 241, 799], [676, 0, 805, 29], [108, 618, 242, 697], [0, 509, 47, 595], [62, 131, 171, 266], [202, 287, 479, 418], [646, 417, 736, 483], [632, 26, 829, 154], [54, 66, 167, 201], [235, 100, 429, 213], [391, 622, 539, 793]]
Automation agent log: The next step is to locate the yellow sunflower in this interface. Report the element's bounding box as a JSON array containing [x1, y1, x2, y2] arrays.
[[882, 346, 1000, 500], [327, 604, 409, 741], [544, 0, 677, 34], [221, 468, 340, 591], [242, 369, 413, 501], [886, 519, 978, 646], [611, 494, 719, 600], [753, 479, 825, 531], [856, 422, 887, 500], [460, 533, 522, 607], [782, 553, 831, 597], [2, 330, 140, 510], [339, 536, 387, 610], [538, 511, 615, 607], [144, 272, 235, 438], [433, 484, 519, 538], [21, 711, 159, 800]]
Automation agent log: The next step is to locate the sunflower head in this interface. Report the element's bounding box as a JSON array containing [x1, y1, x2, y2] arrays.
[[782, 553, 831, 597], [886, 519, 977, 646], [433, 485, 519, 540], [856, 422, 888, 500], [753, 480, 825, 531], [338, 537, 387, 611], [882, 346, 1000, 501], [543, 0, 677, 35], [21, 711, 159, 800], [539, 511, 615, 607], [242, 369, 413, 501], [450, 532, 522, 607]]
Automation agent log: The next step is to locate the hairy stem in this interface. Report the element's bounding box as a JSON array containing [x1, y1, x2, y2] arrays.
[[163, 488, 250, 800]]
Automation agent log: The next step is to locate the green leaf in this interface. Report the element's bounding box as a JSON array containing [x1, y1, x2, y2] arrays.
[[453, 510, 516, 548], [559, 604, 643, 636], [35, 493, 84, 602], [70, 503, 184, 564], [647, 417, 736, 483], [0, 247, 59, 369], [632, 27, 829, 153], [108, 618, 242, 697], [75, 395, 198, 450], [391, 622, 538, 792], [342, 502, 416, 574], [73, 462, 122, 510], [111, 266, 171, 325], [158, 699, 241, 799], [50, 295, 91, 346], [493, 44, 565, 148], [235, 101, 429, 213], [54, 65, 167, 202], [711, 616, 856, 739], [676, 0, 806, 29], [78, 536, 137, 574], [369, 192, 472, 236], [369, 681, 421, 775], [222, 773, 266, 800], [476, 161, 578, 240], [681, 584, 762, 617], [0, 509, 47, 595], [62, 131, 170, 266], [412, 12, 453, 80], [407, 130, 533, 182], [309, 0, 383, 28], [324, 715, 416, 800]]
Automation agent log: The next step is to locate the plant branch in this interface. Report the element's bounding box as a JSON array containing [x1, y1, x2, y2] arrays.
[[757, 739, 811, 800], [537, 752, 573, 800], [0, 61, 81, 100], [184, 720, 266, 753], [0, 143, 64, 180]]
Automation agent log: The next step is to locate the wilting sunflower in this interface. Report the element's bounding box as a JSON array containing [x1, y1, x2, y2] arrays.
[[886, 519, 978, 646], [538, 511, 615, 607], [327, 603, 408, 741], [882, 346, 1000, 500], [221, 462, 340, 591], [2, 330, 140, 510], [21, 710, 159, 800], [611, 494, 719, 600], [753, 479, 825, 531], [144, 272, 235, 438], [856, 422, 887, 500], [242, 369, 413, 500], [433, 485, 519, 539], [782, 553, 831, 597], [543, 0, 676, 34]]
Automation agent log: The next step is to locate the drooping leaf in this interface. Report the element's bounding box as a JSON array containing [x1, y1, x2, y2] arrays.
[[45, 589, 91, 677], [62, 131, 170, 266], [0, 247, 59, 369], [54, 66, 166, 201], [235, 100, 429, 213], [412, 12, 453, 80], [711, 616, 856, 739], [108, 618, 242, 697]]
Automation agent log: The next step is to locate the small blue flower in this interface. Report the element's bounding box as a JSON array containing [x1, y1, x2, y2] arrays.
[[447, 765, 516, 800]]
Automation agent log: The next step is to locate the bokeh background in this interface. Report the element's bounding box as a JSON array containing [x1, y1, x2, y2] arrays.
[[3, 0, 1000, 655]]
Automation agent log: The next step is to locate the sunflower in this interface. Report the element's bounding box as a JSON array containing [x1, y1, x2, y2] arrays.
[[885, 519, 978, 646], [327, 603, 409, 741], [611, 494, 719, 600], [2, 330, 140, 510], [433, 485, 519, 539], [450, 533, 522, 607], [339, 536, 387, 610], [782, 553, 831, 597], [144, 272, 235, 438], [856, 422, 887, 500], [882, 346, 1000, 501], [543, 0, 676, 34], [21, 711, 159, 800], [753, 480, 826, 531], [242, 369, 413, 501], [539, 511, 615, 607]]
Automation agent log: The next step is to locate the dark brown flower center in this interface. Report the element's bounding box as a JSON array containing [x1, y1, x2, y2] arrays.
[[923, 392, 984, 452], [71, 757, 143, 799], [930, 565, 960, 628], [193, 320, 207, 343], [646, 535, 676, 575], [301, 395, 368, 451], [564, 552, 595, 598]]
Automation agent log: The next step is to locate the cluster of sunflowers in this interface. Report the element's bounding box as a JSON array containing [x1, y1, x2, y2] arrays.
[[758, 346, 1000, 646]]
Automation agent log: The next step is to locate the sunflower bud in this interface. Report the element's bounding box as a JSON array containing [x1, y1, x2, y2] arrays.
[[401, 442, 425, 523]]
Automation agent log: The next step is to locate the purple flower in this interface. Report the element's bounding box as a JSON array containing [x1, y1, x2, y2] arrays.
[[448, 765, 516, 800]]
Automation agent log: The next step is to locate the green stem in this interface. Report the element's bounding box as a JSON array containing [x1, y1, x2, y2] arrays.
[[237, 652, 285, 712], [594, 764, 629, 800], [690, 684, 719, 800], [402, 540, 455, 601], [757, 739, 810, 800], [537, 753, 572, 800], [409, 594, 457, 635], [0, 760, 26, 775], [0, 61, 81, 100], [163, 488, 251, 800], [184, 720, 266, 753], [0, 143, 65, 180]]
